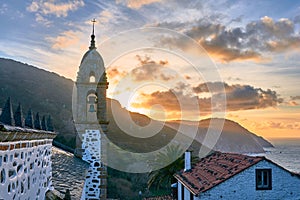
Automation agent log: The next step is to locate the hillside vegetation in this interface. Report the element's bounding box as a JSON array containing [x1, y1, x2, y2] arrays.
[[0, 57, 274, 199], [0, 57, 272, 153]]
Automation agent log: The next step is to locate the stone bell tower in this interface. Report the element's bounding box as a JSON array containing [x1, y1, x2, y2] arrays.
[[73, 19, 108, 199]]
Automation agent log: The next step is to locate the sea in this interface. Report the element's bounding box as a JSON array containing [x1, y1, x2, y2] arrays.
[[264, 138, 300, 174], [51, 138, 300, 199]]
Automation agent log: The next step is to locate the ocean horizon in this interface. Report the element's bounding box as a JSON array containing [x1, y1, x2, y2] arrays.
[[264, 137, 300, 174]]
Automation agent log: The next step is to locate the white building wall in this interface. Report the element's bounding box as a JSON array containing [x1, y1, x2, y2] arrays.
[[184, 187, 191, 200], [194, 160, 300, 200], [178, 181, 196, 200], [178, 182, 182, 200], [81, 129, 105, 199], [0, 139, 53, 200]]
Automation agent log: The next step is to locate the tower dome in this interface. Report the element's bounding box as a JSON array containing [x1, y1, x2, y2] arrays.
[[76, 22, 105, 84]]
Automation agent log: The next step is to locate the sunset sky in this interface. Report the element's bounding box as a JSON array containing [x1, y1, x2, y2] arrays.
[[0, 0, 299, 138]]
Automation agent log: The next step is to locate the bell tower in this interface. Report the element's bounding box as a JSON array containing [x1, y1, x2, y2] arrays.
[[73, 19, 108, 199]]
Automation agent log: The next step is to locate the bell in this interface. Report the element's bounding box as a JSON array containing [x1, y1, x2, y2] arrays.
[[88, 104, 96, 112]]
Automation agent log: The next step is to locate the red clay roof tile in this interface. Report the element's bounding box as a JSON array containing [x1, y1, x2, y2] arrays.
[[174, 152, 264, 195]]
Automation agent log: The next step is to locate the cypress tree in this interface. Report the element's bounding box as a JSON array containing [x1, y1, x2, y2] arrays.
[[34, 112, 41, 130], [0, 97, 14, 125], [14, 103, 23, 127], [25, 109, 34, 128], [46, 115, 54, 131], [41, 115, 47, 131]]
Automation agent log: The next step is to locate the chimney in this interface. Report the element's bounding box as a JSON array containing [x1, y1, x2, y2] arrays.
[[184, 151, 191, 172]]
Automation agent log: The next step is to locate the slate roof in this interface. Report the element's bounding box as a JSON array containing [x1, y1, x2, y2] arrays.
[[174, 151, 264, 195]]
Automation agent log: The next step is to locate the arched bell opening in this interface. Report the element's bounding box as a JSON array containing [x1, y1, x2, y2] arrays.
[[86, 90, 98, 122]]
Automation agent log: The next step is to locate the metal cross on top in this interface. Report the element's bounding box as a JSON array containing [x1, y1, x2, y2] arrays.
[[91, 18, 96, 35]]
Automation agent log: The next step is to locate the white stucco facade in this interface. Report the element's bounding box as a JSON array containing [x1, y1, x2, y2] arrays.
[[178, 160, 300, 200], [81, 129, 106, 199], [0, 139, 53, 200]]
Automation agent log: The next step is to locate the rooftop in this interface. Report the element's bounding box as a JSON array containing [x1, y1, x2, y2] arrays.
[[143, 195, 175, 200], [0, 123, 56, 142], [174, 152, 264, 195]]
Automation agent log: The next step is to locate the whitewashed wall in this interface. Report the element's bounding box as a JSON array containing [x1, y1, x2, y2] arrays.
[[0, 139, 53, 200], [81, 130, 106, 200], [193, 160, 300, 200], [177, 181, 195, 200]]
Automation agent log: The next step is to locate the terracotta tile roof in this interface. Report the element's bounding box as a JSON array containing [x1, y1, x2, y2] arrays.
[[143, 195, 175, 200], [174, 151, 264, 195]]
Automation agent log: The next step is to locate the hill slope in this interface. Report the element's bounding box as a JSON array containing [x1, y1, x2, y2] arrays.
[[0, 58, 272, 153], [167, 119, 273, 153], [0, 58, 75, 138]]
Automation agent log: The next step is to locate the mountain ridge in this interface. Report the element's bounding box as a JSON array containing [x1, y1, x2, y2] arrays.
[[0, 57, 272, 153], [166, 118, 273, 153]]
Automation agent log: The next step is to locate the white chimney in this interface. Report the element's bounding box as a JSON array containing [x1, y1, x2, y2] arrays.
[[184, 151, 191, 171]]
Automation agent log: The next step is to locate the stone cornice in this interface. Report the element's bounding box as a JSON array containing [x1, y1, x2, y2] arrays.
[[0, 124, 56, 142]]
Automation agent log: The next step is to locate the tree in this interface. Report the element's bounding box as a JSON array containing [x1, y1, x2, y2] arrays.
[[147, 145, 185, 190], [14, 103, 23, 127], [25, 109, 33, 128], [0, 97, 14, 125], [41, 115, 47, 131], [34, 112, 41, 130], [47, 115, 54, 131]]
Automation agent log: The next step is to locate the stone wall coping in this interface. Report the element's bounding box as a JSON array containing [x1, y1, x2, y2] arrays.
[[0, 123, 56, 142]]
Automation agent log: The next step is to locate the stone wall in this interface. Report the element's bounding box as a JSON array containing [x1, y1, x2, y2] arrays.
[[0, 124, 56, 200]]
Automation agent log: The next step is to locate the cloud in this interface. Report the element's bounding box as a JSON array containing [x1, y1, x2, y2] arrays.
[[290, 96, 300, 101], [0, 4, 8, 14], [288, 101, 299, 106], [227, 76, 241, 81], [99, 10, 114, 23], [116, 0, 163, 9], [192, 82, 229, 93], [193, 82, 283, 110], [131, 89, 202, 119], [131, 82, 283, 117], [35, 13, 52, 26], [184, 75, 191, 80], [107, 67, 126, 79], [130, 55, 174, 82], [265, 121, 300, 130], [27, 0, 84, 18], [46, 30, 80, 50], [157, 16, 300, 62], [287, 96, 300, 106], [107, 67, 127, 84]]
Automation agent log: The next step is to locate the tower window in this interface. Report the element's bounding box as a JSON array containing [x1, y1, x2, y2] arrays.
[[89, 75, 96, 83], [256, 169, 272, 190], [89, 71, 96, 83]]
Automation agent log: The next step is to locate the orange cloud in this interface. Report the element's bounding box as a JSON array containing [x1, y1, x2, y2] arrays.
[[116, 0, 163, 9], [199, 40, 263, 63], [27, 0, 84, 18], [288, 101, 299, 106], [131, 82, 283, 119], [130, 55, 174, 82], [46, 30, 80, 50], [286, 96, 300, 106], [107, 67, 127, 84]]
